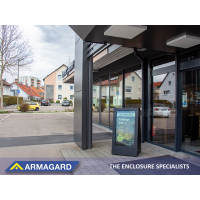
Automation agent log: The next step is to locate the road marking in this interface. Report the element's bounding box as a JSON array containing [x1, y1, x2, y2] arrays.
[[66, 113, 74, 118], [0, 114, 10, 124]]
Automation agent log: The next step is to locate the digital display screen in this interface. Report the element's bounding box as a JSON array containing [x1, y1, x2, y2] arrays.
[[115, 111, 135, 147]]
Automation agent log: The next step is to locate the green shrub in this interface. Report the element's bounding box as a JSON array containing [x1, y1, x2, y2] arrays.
[[19, 103, 29, 112], [50, 100, 54, 103], [63, 97, 67, 100], [0, 97, 9, 106], [56, 100, 60, 103], [7, 96, 23, 105], [0, 110, 8, 114], [31, 99, 36, 102], [69, 100, 72, 104]]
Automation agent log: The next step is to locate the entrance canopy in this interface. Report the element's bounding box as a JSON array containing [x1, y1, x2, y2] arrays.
[[70, 25, 200, 53]]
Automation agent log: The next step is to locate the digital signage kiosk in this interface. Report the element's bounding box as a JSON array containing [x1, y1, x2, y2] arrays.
[[112, 108, 141, 157]]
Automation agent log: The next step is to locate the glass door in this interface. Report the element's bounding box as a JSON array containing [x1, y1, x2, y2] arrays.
[[151, 72, 176, 149], [181, 69, 200, 155]]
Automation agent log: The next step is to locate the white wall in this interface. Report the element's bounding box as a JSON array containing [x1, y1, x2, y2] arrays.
[[159, 72, 176, 102], [11, 83, 29, 100], [55, 66, 74, 103], [0, 85, 12, 97]]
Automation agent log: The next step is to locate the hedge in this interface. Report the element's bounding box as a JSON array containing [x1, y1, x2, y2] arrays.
[[7, 96, 23, 105]]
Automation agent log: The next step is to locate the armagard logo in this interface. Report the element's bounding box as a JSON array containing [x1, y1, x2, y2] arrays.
[[10, 163, 24, 171], [5, 161, 79, 172]]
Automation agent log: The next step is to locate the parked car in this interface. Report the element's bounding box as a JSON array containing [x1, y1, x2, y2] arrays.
[[41, 100, 50, 106], [17, 102, 40, 111], [153, 103, 171, 118], [62, 100, 70, 106]]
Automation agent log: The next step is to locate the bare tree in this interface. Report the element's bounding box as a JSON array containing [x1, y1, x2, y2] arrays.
[[0, 25, 33, 111]]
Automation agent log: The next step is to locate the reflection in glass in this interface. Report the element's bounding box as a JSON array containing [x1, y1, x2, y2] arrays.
[[93, 81, 100, 124], [151, 72, 176, 149], [125, 69, 142, 129], [109, 72, 123, 128], [101, 76, 110, 127], [182, 69, 200, 155]]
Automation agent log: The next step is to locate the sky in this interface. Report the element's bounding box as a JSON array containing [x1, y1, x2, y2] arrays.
[[3, 25, 75, 86]]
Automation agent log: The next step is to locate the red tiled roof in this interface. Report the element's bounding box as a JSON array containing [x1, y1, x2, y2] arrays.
[[153, 82, 162, 88], [0, 79, 12, 86], [30, 86, 44, 97], [13, 82, 41, 97]]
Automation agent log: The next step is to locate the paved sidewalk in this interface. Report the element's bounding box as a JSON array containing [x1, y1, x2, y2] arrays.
[[61, 139, 200, 175]]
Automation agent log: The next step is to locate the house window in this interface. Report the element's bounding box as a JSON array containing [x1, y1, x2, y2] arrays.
[[70, 85, 74, 90], [164, 90, 170, 95], [125, 86, 132, 93], [138, 87, 141, 92], [58, 95, 62, 99], [70, 95, 73, 99], [132, 77, 135, 82], [58, 75, 62, 80], [58, 85, 62, 90], [168, 81, 171, 86]]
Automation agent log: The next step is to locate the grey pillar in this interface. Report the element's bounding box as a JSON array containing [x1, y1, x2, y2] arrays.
[[74, 35, 92, 149], [88, 56, 93, 149], [141, 57, 149, 142]]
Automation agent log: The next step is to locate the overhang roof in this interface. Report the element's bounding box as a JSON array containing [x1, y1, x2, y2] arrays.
[[70, 25, 200, 53]]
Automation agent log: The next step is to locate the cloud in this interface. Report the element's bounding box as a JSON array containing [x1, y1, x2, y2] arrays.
[[4, 25, 75, 85]]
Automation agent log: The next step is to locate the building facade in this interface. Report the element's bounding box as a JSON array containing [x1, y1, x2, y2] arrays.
[[11, 82, 42, 100], [0, 80, 12, 97], [44, 64, 74, 103], [68, 25, 200, 158], [16, 76, 41, 87]]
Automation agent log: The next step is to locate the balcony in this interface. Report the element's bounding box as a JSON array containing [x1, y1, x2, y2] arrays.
[[62, 60, 75, 80]]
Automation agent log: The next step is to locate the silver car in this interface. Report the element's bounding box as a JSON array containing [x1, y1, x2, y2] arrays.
[[62, 100, 70, 106]]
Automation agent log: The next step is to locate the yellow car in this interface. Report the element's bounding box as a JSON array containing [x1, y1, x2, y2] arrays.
[[17, 102, 40, 111]]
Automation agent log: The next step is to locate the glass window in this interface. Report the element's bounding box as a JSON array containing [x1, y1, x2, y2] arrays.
[[70, 85, 74, 90], [58, 95, 62, 99], [168, 81, 171, 85], [70, 95, 73, 99], [58, 75, 61, 80], [132, 77, 135, 82], [125, 69, 142, 129], [110, 72, 122, 128], [93, 80, 100, 124], [101, 76, 110, 127], [125, 86, 132, 93], [151, 72, 176, 149], [58, 85, 62, 90], [181, 69, 200, 156]]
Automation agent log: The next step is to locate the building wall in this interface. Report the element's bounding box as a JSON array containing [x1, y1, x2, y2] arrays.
[[19, 76, 41, 87], [123, 71, 142, 99], [159, 72, 176, 102], [0, 85, 12, 97], [44, 71, 56, 101], [55, 66, 74, 103], [11, 83, 29, 100]]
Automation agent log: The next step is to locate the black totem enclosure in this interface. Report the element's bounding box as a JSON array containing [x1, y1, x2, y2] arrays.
[[112, 108, 141, 157]]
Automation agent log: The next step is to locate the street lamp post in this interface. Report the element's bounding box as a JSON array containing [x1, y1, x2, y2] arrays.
[[17, 59, 19, 106]]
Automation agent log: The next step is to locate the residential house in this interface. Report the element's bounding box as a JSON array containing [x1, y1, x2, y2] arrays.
[[0, 79, 12, 97], [11, 82, 42, 101], [159, 72, 176, 102], [93, 71, 142, 107], [43, 64, 74, 103]]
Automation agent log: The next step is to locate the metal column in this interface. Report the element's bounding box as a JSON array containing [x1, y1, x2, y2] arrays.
[[88, 56, 93, 149], [175, 52, 182, 152]]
